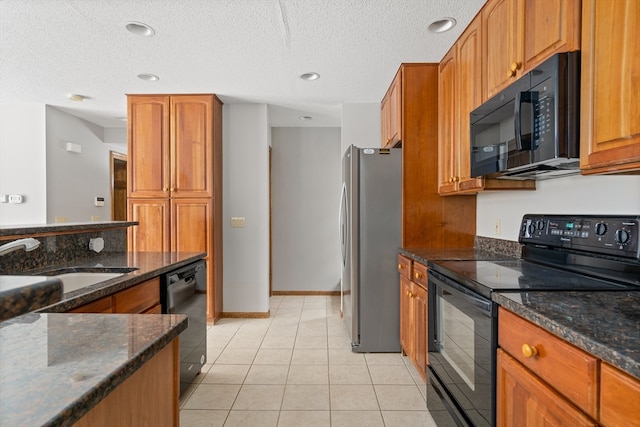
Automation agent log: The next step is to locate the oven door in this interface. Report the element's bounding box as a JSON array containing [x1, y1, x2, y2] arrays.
[[428, 269, 497, 427]]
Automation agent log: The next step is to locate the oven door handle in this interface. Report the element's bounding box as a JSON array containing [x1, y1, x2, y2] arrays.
[[431, 270, 493, 313], [458, 291, 492, 312]]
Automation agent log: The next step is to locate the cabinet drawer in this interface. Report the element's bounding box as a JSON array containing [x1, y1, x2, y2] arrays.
[[112, 277, 160, 314], [68, 296, 112, 313], [498, 308, 598, 418], [412, 262, 428, 287], [398, 255, 412, 279], [600, 362, 640, 427]]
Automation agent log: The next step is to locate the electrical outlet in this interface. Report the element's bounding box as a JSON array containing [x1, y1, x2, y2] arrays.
[[495, 218, 501, 235], [55, 216, 67, 223], [91, 216, 101, 221]]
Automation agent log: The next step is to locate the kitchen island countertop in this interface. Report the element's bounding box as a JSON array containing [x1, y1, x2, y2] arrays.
[[0, 312, 187, 427]]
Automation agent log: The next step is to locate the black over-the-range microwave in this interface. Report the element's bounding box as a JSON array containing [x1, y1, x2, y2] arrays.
[[470, 51, 580, 180]]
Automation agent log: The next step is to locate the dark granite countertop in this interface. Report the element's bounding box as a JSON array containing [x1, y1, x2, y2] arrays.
[[494, 291, 640, 379], [0, 221, 137, 238], [0, 276, 63, 321], [399, 247, 514, 265], [27, 251, 206, 312], [0, 312, 187, 426]]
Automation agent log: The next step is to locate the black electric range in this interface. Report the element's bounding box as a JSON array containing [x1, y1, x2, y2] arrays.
[[426, 215, 640, 427], [430, 215, 640, 298]]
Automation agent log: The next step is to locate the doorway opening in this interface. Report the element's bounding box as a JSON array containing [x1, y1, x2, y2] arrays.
[[110, 151, 127, 221]]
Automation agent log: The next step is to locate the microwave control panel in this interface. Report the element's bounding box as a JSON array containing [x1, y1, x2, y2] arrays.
[[519, 215, 640, 259]]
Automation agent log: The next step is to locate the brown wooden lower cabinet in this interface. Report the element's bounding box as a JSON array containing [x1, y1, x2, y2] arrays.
[[600, 362, 640, 427], [68, 277, 160, 314], [496, 348, 598, 427], [73, 338, 179, 427], [498, 307, 640, 426], [398, 256, 428, 382]]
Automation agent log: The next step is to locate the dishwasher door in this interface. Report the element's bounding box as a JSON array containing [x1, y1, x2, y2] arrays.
[[162, 260, 207, 395]]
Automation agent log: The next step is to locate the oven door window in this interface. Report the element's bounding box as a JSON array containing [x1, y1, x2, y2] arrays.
[[428, 272, 495, 427]]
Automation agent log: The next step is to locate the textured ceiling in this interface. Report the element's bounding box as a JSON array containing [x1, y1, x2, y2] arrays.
[[0, 0, 485, 128]]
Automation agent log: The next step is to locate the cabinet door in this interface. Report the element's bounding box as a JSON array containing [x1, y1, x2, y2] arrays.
[[171, 198, 212, 253], [438, 47, 459, 194], [456, 18, 487, 193], [112, 277, 161, 314], [413, 283, 427, 381], [381, 94, 391, 147], [496, 349, 598, 427], [522, 0, 581, 71], [128, 199, 171, 252], [600, 362, 640, 427], [580, 0, 640, 174], [388, 72, 402, 147], [171, 95, 214, 198], [400, 276, 413, 357], [67, 296, 112, 313], [483, 0, 520, 98], [127, 96, 170, 198]]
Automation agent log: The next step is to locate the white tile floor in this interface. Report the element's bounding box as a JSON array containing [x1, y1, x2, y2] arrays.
[[179, 295, 437, 427]]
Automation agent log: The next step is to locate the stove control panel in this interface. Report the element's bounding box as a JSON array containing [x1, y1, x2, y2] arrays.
[[519, 215, 640, 259]]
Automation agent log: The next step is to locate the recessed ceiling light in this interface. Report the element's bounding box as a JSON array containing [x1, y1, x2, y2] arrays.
[[126, 21, 155, 37], [428, 17, 457, 33], [67, 94, 84, 102], [300, 72, 320, 81], [137, 73, 159, 82], [299, 116, 313, 121]]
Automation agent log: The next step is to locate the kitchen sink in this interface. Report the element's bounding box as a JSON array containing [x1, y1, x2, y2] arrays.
[[48, 272, 124, 294]]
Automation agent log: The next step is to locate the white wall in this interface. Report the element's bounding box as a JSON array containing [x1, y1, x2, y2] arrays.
[[341, 103, 380, 155], [477, 174, 640, 241], [222, 104, 270, 313], [0, 104, 48, 225], [45, 106, 113, 223], [271, 127, 342, 292]]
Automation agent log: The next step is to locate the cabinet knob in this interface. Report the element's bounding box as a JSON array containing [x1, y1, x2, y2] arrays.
[[521, 343, 538, 358], [508, 61, 522, 77], [414, 272, 421, 280], [398, 263, 403, 270], [163, 187, 168, 192]]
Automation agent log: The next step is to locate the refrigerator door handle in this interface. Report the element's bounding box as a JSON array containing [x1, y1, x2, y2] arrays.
[[339, 182, 348, 316], [339, 182, 347, 267]]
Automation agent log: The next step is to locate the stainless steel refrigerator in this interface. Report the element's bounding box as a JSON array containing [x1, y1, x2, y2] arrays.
[[340, 145, 402, 353]]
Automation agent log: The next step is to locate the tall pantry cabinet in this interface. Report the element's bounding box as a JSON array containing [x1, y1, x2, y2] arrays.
[[127, 94, 223, 322]]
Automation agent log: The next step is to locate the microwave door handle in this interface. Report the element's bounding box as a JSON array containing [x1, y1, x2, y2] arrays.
[[514, 91, 534, 151], [515, 92, 525, 150]]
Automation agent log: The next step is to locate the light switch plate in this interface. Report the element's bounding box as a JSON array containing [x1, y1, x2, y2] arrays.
[[230, 217, 246, 228]]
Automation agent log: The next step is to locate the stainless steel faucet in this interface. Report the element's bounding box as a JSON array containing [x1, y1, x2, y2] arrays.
[[0, 238, 41, 256]]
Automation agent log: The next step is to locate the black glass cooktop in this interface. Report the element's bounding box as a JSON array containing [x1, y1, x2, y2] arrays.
[[429, 259, 640, 298]]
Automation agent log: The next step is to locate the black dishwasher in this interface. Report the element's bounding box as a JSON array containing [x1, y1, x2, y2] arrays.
[[161, 260, 207, 395]]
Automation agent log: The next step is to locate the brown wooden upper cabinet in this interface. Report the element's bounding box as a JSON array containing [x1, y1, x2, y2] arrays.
[[580, 0, 640, 175], [380, 64, 476, 248], [483, 0, 581, 99], [381, 71, 402, 148], [128, 94, 215, 199], [438, 15, 535, 195]]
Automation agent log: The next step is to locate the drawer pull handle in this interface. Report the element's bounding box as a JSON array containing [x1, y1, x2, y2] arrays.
[[522, 343, 538, 358]]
